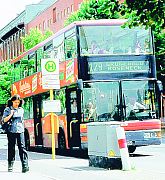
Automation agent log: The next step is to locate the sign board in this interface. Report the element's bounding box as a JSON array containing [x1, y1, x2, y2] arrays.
[[41, 58, 60, 89], [43, 100, 61, 113], [88, 61, 149, 74]]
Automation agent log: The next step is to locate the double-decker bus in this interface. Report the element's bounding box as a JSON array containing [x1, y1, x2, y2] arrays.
[[11, 19, 162, 153]]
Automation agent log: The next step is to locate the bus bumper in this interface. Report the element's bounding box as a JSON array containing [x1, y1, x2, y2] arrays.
[[125, 130, 161, 146]]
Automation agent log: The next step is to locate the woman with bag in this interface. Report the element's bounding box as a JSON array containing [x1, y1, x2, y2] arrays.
[[2, 94, 29, 173]]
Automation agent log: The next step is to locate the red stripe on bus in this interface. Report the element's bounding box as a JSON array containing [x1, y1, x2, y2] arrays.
[[122, 120, 161, 131]]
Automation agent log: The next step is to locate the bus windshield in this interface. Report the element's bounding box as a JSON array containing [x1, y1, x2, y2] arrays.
[[123, 80, 158, 121], [79, 26, 153, 56], [82, 80, 158, 122], [83, 81, 119, 122]]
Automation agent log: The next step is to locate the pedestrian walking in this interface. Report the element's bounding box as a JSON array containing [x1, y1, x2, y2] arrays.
[[2, 94, 29, 173]]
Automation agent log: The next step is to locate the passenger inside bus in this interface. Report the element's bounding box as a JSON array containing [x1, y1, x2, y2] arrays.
[[89, 40, 105, 54], [84, 101, 96, 121], [71, 98, 77, 113]]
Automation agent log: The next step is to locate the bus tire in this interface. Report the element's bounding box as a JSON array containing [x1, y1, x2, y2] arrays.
[[58, 129, 66, 150], [128, 146, 136, 153], [24, 129, 30, 151]]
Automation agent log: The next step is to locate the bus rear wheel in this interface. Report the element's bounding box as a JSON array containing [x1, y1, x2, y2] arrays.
[[58, 129, 66, 150], [128, 146, 136, 153]]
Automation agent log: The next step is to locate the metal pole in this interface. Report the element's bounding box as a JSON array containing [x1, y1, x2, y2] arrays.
[[50, 89, 55, 160]]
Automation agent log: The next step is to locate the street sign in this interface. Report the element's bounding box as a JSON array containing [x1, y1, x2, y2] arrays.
[[41, 58, 60, 89], [43, 100, 61, 113], [41, 59, 60, 159]]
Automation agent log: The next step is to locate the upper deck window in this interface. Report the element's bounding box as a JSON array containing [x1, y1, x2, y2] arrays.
[[79, 26, 153, 56], [65, 28, 77, 60], [28, 53, 36, 76], [53, 33, 65, 62]]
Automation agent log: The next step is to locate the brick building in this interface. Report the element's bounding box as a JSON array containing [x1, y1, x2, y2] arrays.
[[26, 0, 83, 34], [0, 0, 83, 62]]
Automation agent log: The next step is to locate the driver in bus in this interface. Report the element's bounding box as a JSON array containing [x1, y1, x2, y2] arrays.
[[126, 97, 146, 118]]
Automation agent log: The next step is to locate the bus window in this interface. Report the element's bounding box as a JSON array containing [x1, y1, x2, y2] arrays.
[[23, 97, 33, 120], [43, 42, 53, 58], [65, 28, 77, 60], [122, 80, 158, 120], [29, 97, 33, 119], [13, 61, 21, 82], [24, 98, 30, 120], [79, 26, 153, 56], [53, 34, 65, 62], [70, 91, 77, 113], [55, 89, 66, 114], [82, 81, 119, 122], [28, 53, 36, 76], [41, 92, 50, 117], [20, 55, 28, 78], [37, 48, 43, 72]]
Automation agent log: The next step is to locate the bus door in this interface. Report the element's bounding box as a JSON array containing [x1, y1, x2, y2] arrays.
[[66, 87, 81, 149], [33, 95, 43, 146]]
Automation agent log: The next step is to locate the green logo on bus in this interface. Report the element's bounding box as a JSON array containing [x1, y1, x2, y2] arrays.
[[45, 61, 56, 72]]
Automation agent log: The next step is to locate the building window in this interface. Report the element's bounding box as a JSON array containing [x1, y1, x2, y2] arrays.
[[47, 19, 52, 27], [61, 11, 63, 19], [47, 20, 50, 27], [50, 18, 52, 25], [57, 13, 60, 21], [53, 7, 56, 23], [78, 3, 82, 9], [64, 9, 66, 17], [67, 7, 70, 14], [39, 23, 42, 30], [71, 4, 74, 12], [43, 21, 46, 31]]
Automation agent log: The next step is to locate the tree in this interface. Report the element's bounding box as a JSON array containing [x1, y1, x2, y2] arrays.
[[21, 28, 53, 51], [122, 0, 165, 88], [0, 60, 13, 104], [65, 0, 121, 26], [123, 0, 165, 31]]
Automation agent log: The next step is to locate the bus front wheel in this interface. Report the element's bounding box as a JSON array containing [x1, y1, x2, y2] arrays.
[[128, 146, 136, 153]]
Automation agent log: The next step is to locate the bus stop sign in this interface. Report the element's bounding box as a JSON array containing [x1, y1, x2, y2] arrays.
[[41, 58, 60, 89]]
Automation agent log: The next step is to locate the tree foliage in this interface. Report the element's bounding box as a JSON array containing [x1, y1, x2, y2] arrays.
[[123, 0, 165, 87], [21, 28, 53, 51], [65, 0, 165, 87], [124, 0, 165, 31], [0, 60, 13, 104], [65, 0, 121, 26]]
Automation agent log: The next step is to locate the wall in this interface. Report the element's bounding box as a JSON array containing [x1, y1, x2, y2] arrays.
[[26, 0, 83, 34]]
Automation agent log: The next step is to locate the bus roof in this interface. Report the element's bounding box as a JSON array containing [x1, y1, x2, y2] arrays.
[[11, 19, 127, 64]]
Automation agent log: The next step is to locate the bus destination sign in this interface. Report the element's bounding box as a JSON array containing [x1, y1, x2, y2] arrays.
[[88, 61, 149, 74]]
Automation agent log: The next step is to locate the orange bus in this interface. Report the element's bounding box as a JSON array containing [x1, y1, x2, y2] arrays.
[[11, 19, 162, 153]]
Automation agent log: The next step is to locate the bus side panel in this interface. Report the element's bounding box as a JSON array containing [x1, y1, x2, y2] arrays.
[[41, 114, 69, 149], [121, 119, 161, 131], [79, 120, 161, 149], [24, 119, 35, 147]]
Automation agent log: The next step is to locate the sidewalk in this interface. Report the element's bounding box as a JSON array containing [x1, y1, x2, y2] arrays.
[[0, 160, 57, 180], [0, 132, 165, 180], [0, 154, 165, 180]]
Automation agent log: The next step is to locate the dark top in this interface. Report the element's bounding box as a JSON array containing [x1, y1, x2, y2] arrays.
[[2, 106, 24, 133]]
